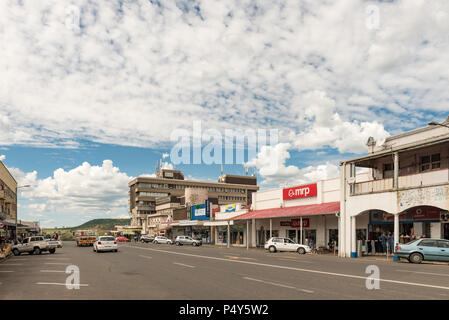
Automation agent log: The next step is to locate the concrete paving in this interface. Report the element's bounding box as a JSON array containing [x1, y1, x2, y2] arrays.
[[0, 241, 448, 300]]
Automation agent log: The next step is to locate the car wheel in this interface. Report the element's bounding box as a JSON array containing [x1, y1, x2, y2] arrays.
[[409, 252, 423, 264], [153, 241, 158, 244], [114, 249, 118, 252], [175, 241, 180, 246], [33, 247, 41, 255], [49, 249, 56, 254], [12, 249, 20, 256], [269, 245, 276, 253], [297, 247, 306, 254]]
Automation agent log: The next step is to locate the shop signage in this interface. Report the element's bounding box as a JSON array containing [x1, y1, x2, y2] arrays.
[[179, 220, 198, 226], [225, 203, 236, 212], [283, 183, 317, 200], [280, 218, 310, 228], [190, 203, 210, 221], [370, 206, 441, 222]]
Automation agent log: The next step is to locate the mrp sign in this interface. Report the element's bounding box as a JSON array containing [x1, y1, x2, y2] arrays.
[[283, 183, 317, 200]]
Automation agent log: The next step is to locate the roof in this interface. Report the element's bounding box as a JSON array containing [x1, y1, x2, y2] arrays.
[[231, 201, 340, 220]]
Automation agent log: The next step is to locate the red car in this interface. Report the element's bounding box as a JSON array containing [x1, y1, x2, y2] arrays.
[[115, 237, 130, 242]]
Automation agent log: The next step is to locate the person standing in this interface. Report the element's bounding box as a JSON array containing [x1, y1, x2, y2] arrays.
[[380, 233, 387, 253], [388, 232, 394, 254]]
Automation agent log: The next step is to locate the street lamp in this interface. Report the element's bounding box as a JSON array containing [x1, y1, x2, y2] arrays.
[[15, 185, 31, 243], [428, 121, 449, 129]]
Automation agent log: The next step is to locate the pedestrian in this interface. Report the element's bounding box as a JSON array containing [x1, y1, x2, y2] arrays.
[[380, 233, 387, 253], [388, 233, 394, 254]]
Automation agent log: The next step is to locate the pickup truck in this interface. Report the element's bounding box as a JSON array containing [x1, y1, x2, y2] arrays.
[[12, 236, 58, 256]]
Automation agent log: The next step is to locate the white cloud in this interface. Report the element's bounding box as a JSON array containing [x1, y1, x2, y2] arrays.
[[1, 1, 447, 151], [11, 160, 133, 220], [0, 155, 5, 161], [162, 153, 169, 159], [246, 143, 339, 187]]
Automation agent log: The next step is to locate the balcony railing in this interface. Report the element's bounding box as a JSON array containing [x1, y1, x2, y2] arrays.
[[352, 168, 449, 195]]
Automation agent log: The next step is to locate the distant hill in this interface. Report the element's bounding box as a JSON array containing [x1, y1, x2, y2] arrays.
[[73, 218, 131, 230]]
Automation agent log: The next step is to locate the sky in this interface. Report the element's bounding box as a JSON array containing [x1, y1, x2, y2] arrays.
[[1, 0, 448, 227]]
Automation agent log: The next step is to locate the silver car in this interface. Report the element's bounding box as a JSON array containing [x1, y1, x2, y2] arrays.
[[174, 236, 202, 246], [152, 236, 173, 245]]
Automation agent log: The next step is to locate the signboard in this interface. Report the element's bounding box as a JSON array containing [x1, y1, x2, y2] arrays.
[[280, 218, 310, 228], [190, 203, 210, 221], [225, 204, 236, 212], [370, 206, 441, 222], [283, 183, 317, 200]]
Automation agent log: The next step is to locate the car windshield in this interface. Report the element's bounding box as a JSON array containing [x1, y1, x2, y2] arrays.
[[100, 237, 115, 241], [404, 239, 419, 245]]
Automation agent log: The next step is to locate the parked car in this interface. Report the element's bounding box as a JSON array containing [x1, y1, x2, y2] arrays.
[[93, 236, 118, 253], [174, 236, 202, 246], [395, 238, 449, 263], [153, 236, 173, 245], [115, 236, 130, 242], [140, 235, 155, 243], [12, 236, 58, 256], [264, 237, 312, 254], [47, 239, 63, 248]]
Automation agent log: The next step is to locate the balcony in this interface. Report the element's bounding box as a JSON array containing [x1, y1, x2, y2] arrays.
[[352, 168, 449, 195]]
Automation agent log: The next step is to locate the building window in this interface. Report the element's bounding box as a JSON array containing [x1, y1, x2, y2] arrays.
[[421, 154, 440, 172]]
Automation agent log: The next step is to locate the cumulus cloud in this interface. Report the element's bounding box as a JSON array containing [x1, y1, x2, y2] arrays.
[[10, 160, 133, 220], [0, 155, 5, 161], [246, 143, 339, 187], [1, 1, 447, 151], [292, 91, 390, 153]]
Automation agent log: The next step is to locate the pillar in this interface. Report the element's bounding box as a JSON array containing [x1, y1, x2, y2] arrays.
[[393, 152, 399, 189], [227, 221, 230, 248], [269, 218, 272, 238], [300, 217, 303, 244], [251, 218, 256, 248], [351, 216, 357, 258], [394, 214, 399, 250], [246, 220, 249, 250]]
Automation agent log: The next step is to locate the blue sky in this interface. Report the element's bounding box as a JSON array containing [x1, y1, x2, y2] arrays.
[[1, 0, 448, 227]]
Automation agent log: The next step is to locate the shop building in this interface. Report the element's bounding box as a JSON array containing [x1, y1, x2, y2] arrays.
[[0, 159, 18, 242], [128, 168, 258, 233], [217, 178, 342, 250], [340, 116, 449, 258]]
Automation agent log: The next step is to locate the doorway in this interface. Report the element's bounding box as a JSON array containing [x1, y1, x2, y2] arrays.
[[303, 230, 316, 249]]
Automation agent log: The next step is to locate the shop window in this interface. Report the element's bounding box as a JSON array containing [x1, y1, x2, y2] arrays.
[[421, 154, 440, 172]]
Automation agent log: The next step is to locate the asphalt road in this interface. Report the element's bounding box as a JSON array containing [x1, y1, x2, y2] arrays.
[[1, 241, 449, 300]]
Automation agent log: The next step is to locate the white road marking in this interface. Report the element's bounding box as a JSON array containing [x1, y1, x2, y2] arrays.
[[0, 263, 23, 266], [44, 263, 70, 265], [40, 270, 66, 273], [126, 245, 449, 291], [278, 258, 313, 264], [139, 255, 152, 259], [173, 262, 195, 268], [243, 277, 314, 294], [36, 282, 89, 287], [43, 258, 70, 260], [396, 270, 449, 277]]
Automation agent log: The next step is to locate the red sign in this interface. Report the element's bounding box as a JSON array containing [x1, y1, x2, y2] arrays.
[[280, 219, 310, 228], [283, 183, 317, 200]]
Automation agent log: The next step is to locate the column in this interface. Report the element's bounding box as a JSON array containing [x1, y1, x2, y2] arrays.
[[300, 217, 303, 244], [351, 216, 357, 258], [393, 152, 399, 189], [394, 214, 399, 251], [269, 219, 272, 238], [227, 221, 230, 248], [251, 219, 256, 248], [246, 220, 249, 250]]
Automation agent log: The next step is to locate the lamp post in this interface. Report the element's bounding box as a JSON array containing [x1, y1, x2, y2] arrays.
[[428, 121, 449, 129], [15, 185, 31, 243]]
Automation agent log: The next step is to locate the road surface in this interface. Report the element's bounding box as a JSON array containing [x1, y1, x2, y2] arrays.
[[1, 241, 449, 299]]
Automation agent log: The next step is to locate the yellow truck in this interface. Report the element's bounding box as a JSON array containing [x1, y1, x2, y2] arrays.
[[75, 230, 97, 247]]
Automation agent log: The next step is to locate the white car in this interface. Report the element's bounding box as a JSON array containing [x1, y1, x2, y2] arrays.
[[153, 236, 173, 245], [264, 237, 311, 254], [93, 236, 118, 253]]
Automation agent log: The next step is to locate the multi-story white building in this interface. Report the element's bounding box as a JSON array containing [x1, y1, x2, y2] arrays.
[[340, 116, 449, 257]]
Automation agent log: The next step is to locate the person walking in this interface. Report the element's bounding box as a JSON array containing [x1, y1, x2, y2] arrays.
[[380, 233, 387, 253], [388, 232, 394, 254]]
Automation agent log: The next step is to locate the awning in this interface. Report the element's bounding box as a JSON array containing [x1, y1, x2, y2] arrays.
[[159, 226, 172, 231], [231, 202, 340, 220]]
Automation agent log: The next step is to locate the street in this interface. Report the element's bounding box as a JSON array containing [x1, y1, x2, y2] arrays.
[[0, 241, 449, 300]]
